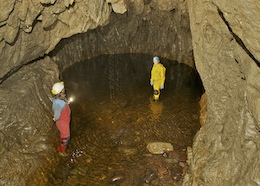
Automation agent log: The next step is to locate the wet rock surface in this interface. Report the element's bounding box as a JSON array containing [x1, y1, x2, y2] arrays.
[[46, 54, 202, 185], [0, 57, 61, 186], [186, 1, 260, 185]]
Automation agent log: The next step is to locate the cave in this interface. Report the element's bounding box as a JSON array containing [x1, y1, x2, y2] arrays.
[[0, 1, 259, 186], [48, 53, 202, 185]]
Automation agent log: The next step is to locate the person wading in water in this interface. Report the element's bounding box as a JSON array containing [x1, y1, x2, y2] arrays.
[[150, 56, 166, 101], [51, 82, 71, 157]]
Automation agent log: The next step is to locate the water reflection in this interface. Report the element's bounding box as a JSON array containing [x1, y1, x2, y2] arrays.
[[63, 54, 202, 101], [149, 98, 163, 121]]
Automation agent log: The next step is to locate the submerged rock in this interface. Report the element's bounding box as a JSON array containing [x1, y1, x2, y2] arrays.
[[171, 164, 183, 181], [147, 142, 173, 154], [144, 168, 157, 184]]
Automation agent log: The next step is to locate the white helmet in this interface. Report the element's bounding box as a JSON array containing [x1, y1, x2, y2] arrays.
[[153, 56, 160, 62], [51, 82, 64, 95]]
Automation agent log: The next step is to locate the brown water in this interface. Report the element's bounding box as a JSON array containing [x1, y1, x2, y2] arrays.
[[49, 54, 203, 186]]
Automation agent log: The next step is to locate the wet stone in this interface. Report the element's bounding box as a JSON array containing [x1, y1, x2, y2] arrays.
[[144, 168, 157, 183], [151, 179, 160, 185], [147, 142, 174, 154], [168, 150, 181, 159], [171, 164, 183, 181], [179, 152, 187, 162], [157, 166, 168, 176], [153, 160, 163, 167]]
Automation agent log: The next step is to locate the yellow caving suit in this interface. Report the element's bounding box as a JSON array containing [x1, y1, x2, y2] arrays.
[[150, 63, 166, 100]]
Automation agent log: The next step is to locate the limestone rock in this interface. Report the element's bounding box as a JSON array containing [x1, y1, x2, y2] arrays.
[[47, 0, 67, 14], [20, 0, 43, 33], [106, 0, 119, 3], [0, 57, 60, 185], [39, 0, 56, 5], [64, 0, 75, 7], [16, 1, 28, 21], [0, 0, 111, 79], [4, 24, 19, 44], [0, 0, 15, 23], [199, 93, 207, 127], [183, 0, 260, 185], [111, 0, 127, 14], [0, 25, 6, 42], [132, 0, 145, 15], [147, 142, 173, 154], [151, 0, 177, 11], [41, 9, 58, 29], [7, 9, 20, 28]]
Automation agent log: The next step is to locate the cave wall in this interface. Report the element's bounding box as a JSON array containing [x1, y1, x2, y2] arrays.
[[0, 0, 192, 185], [50, 0, 193, 71], [0, 57, 61, 185], [0, 1, 111, 184], [0, 0, 111, 81], [184, 0, 260, 185]]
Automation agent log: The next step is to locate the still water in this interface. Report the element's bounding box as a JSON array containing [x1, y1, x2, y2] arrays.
[[49, 54, 203, 186]]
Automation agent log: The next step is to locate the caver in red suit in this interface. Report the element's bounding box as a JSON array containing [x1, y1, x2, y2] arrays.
[[51, 82, 71, 154]]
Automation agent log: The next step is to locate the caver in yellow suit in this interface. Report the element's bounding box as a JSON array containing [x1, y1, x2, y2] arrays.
[[150, 56, 166, 101]]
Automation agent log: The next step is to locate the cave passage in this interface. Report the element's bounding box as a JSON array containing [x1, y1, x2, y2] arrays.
[[49, 54, 203, 185]]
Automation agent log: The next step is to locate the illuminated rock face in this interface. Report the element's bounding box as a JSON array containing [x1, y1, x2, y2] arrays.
[[0, 0, 259, 185], [0, 0, 192, 81], [0, 0, 111, 79], [184, 0, 260, 185]]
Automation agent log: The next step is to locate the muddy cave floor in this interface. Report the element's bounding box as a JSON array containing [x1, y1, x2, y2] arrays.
[[48, 55, 202, 186]]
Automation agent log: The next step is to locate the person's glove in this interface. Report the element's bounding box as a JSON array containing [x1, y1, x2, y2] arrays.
[[160, 85, 164, 90], [150, 82, 153, 86]]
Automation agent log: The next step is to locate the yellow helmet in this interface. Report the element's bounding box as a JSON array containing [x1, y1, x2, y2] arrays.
[[51, 82, 64, 95]]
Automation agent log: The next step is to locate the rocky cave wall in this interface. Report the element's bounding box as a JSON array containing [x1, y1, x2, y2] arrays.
[[0, 0, 259, 185], [0, 0, 111, 184], [184, 0, 260, 185], [50, 0, 192, 72], [0, 0, 192, 185], [0, 0, 111, 82]]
